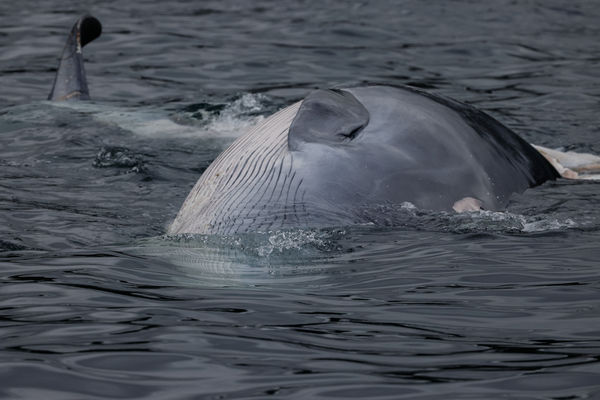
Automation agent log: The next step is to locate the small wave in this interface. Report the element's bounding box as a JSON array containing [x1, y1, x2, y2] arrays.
[[450, 210, 577, 233], [0, 238, 29, 252], [359, 202, 583, 234], [125, 228, 349, 287], [159, 226, 346, 257], [521, 217, 577, 232], [122, 209, 585, 289], [255, 228, 347, 257], [93, 146, 145, 173]]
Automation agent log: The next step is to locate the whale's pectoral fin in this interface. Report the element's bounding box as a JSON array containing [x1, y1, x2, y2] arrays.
[[532, 144, 600, 180], [48, 15, 102, 101], [288, 89, 369, 150]]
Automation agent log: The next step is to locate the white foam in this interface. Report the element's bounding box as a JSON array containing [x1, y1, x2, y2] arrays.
[[203, 94, 267, 138], [452, 209, 579, 233], [521, 218, 576, 233], [257, 229, 335, 257]]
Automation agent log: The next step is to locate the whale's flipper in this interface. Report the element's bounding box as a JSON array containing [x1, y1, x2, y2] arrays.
[[288, 89, 369, 150], [48, 15, 102, 101]]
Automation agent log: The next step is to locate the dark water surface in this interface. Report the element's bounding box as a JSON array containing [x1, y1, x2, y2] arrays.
[[2, 1, 600, 399]]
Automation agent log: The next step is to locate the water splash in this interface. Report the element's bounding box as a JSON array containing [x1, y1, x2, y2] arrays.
[[125, 228, 348, 287], [174, 93, 270, 138], [93, 146, 145, 173], [450, 210, 577, 233], [360, 202, 584, 234]]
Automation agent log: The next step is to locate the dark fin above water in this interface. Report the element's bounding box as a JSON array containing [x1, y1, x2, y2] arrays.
[[288, 89, 369, 150], [48, 15, 102, 101]]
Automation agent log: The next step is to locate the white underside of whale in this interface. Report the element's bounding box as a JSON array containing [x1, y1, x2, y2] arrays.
[[169, 102, 303, 235]]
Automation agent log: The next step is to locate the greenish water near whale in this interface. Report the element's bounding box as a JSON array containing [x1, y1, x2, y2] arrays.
[[1, 1, 600, 398]]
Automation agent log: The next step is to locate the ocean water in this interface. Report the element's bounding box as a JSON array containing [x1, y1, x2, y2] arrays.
[[2, 1, 600, 399]]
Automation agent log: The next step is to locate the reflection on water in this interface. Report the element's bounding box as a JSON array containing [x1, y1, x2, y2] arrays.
[[1, 0, 600, 398], [3, 228, 600, 398]]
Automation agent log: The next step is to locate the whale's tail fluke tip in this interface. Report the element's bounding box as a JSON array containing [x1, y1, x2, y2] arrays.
[[78, 15, 102, 48], [48, 15, 102, 101]]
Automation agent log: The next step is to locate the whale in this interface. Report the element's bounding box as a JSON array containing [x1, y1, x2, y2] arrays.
[[46, 17, 600, 235], [168, 85, 562, 235]]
